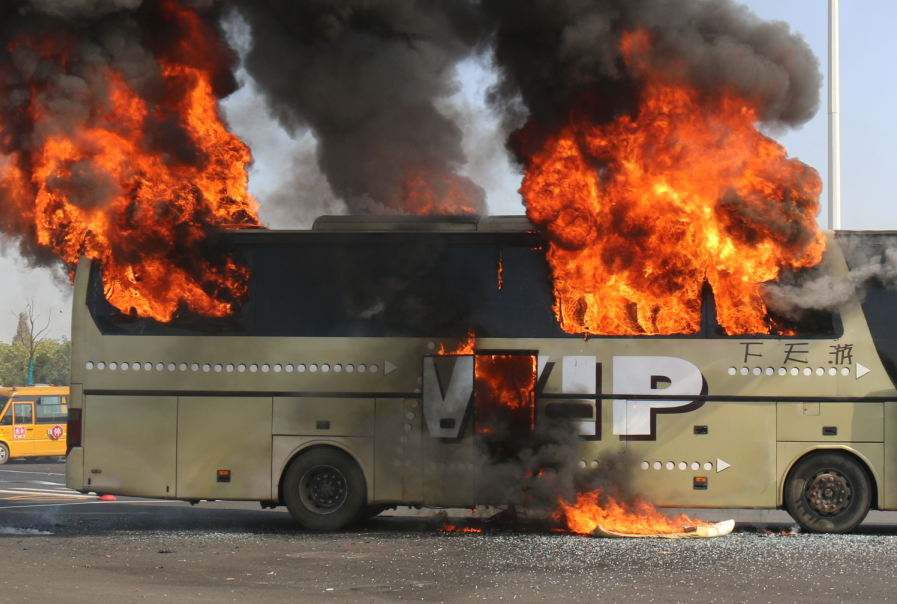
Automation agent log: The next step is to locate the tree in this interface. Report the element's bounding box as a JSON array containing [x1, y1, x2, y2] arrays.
[[12, 301, 50, 386], [0, 303, 70, 387]]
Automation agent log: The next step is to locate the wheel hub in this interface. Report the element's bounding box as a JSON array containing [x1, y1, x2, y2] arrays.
[[805, 470, 852, 516], [302, 466, 347, 512]]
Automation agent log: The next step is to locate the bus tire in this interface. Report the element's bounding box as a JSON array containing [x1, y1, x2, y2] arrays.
[[784, 452, 872, 534], [282, 448, 367, 531], [0, 442, 8, 465]]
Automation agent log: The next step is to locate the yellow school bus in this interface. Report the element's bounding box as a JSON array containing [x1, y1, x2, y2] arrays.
[[0, 386, 68, 463], [65, 216, 897, 533]]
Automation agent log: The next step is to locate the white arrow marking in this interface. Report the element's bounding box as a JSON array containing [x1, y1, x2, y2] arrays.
[[384, 360, 398, 376], [856, 363, 871, 379], [716, 459, 731, 473]]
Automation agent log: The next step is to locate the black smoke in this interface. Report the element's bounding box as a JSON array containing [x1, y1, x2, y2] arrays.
[[481, 0, 821, 157], [229, 0, 488, 215], [0, 0, 240, 265]]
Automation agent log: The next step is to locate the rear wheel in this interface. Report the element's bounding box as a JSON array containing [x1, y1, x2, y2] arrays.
[[283, 448, 367, 530], [0, 443, 8, 465], [784, 452, 872, 534]]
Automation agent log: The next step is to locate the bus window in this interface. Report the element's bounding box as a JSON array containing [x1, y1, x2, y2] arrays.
[[87, 232, 569, 339], [35, 397, 67, 424], [837, 231, 897, 384], [14, 403, 33, 425], [703, 268, 841, 339], [0, 402, 10, 426]]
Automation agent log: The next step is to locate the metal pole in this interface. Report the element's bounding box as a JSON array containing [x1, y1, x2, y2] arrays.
[[828, 0, 841, 230]]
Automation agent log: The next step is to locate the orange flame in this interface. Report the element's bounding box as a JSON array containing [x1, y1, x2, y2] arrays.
[[555, 490, 711, 535], [438, 328, 476, 355], [0, 0, 260, 322], [475, 354, 536, 430], [520, 30, 824, 336], [438, 523, 483, 533], [401, 169, 480, 216]]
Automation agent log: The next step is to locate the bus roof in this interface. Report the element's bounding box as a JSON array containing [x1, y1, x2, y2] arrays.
[[0, 386, 69, 397], [310, 215, 536, 232]]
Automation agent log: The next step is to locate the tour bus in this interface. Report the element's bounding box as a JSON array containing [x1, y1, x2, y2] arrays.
[[0, 386, 69, 463], [66, 215, 897, 533]]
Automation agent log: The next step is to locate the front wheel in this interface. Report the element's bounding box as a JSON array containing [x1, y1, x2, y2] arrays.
[[784, 452, 872, 533], [0, 442, 8, 465], [283, 448, 367, 530]]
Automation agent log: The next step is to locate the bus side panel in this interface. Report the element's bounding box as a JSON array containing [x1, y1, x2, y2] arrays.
[[402, 398, 424, 505], [423, 417, 474, 508], [624, 402, 777, 508], [885, 402, 897, 510], [777, 402, 883, 442], [373, 398, 404, 505], [776, 442, 884, 508], [273, 397, 375, 437], [83, 395, 177, 498], [177, 397, 272, 501]]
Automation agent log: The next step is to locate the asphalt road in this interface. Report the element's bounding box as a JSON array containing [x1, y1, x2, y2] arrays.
[[3, 460, 897, 603]]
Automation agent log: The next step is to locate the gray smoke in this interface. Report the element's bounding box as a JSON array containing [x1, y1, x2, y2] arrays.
[[763, 238, 897, 321], [229, 0, 488, 215]]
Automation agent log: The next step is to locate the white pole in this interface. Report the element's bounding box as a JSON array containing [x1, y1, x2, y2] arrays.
[[828, 0, 841, 230]]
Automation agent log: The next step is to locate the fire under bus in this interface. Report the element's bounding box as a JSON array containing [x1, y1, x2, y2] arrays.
[[66, 216, 897, 533]]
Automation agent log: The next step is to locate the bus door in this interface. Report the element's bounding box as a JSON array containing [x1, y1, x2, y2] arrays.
[[421, 351, 540, 507], [11, 400, 35, 457], [33, 396, 67, 456], [0, 398, 12, 456]]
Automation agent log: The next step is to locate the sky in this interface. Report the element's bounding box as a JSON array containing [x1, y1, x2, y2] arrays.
[[0, 0, 893, 341]]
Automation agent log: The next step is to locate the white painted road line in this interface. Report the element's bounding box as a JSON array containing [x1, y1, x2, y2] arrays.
[[6, 488, 83, 495], [0, 489, 93, 499], [0, 500, 186, 510]]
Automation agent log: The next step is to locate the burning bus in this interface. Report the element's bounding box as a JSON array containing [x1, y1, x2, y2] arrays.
[[65, 215, 897, 534]]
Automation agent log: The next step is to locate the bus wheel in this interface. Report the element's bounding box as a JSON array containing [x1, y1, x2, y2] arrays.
[[0, 443, 8, 465], [283, 448, 367, 531], [784, 452, 872, 534]]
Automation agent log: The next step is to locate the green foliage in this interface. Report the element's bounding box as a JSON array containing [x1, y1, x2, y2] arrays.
[[0, 311, 70, 387]]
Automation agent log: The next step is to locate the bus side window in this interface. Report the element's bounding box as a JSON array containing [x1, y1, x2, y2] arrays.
[[14, 403, 33, 425], [35, 397, 66, 424], [0, 404, 10, 426]]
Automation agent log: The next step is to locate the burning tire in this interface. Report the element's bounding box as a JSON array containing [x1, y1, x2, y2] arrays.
[[282, 448, 367, 531], [0, 442, 8, 465], [784, 452, 871, 534]]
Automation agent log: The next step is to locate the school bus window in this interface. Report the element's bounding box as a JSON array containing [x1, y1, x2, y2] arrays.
[[14, 403, 33, 424], [35, 397, 67, 424], [0, 403, 10, 426]]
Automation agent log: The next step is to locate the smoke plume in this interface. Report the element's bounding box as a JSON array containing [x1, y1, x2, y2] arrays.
[[229, 0, 488, 215], [483, 0, 821, 143]]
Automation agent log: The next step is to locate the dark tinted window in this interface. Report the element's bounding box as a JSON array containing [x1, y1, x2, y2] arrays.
[[703, 268, 841, 339], [837, 231, 897, 384], [89, 232, 570, 339]]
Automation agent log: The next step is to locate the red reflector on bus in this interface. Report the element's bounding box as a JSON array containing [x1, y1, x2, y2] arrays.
[[217, 470, 231, 483], [66, 408, 82, 455], [694, 477, 708, 490]]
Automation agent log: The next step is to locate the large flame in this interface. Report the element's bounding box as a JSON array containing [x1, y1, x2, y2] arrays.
[[401, 169, 480, 216], [0, 0, 260, 322], [556, 490, 710, 535], [520, 31, 825, 336], [475, 354, 537, 434]]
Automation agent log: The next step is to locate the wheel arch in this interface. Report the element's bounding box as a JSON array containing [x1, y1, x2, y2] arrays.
[[276, 442, 370, 506], [778, 445, 881, 510]]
